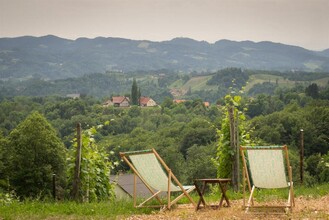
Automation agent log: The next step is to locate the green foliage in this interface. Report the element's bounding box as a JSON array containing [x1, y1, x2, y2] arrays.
[[305, 83, 319, 99], [67, 126, 114, 202], [306, 152, 329, 184], [247, 82, 278, 96], [0, 77, 329, 196], [0, 190, 18, 205], [215, 94, 250, 178], [249, 102, 329, 156], [185, 144, 217, 183], [180, 118, 216, 157], [131, 78, 139, 105], [246, 94, 284, 118], [128, 106, 141, 117], [207, 68, 249, 90], [0, 133, 10, 190], [214, 113, 232, 178], [7, 112, 66, 199]]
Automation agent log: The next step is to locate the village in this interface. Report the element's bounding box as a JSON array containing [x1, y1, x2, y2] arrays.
[[102, 96, 210, 108]]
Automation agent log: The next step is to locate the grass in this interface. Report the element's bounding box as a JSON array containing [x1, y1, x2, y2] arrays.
[[1, 183, 329, 219], [0, 200, 153, 220], [205, 182, 329, 203], [181, 75, 217, 92]]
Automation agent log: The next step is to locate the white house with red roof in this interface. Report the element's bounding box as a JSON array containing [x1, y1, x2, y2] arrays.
[[139, 96, 157, 107], [112, 96, 130, 107]]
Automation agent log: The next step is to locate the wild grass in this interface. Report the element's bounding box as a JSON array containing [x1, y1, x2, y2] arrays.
[[1, 183, 328, 219], [206, 182, 329, 202], [0, 199, 152, 220]]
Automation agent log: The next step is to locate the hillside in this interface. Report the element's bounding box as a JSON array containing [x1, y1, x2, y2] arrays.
[[1, 69, 329, 103], [1, 35, 329, 80], [170, 71, 329, 99]]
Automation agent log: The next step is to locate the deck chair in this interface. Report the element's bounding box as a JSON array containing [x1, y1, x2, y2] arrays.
[[240, 145, 295, 213], [119, 148, 196, 210]]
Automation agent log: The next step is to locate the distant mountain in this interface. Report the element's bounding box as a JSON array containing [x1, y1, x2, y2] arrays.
[[0, 35, 328, 80], [320, 49, 329, 58]]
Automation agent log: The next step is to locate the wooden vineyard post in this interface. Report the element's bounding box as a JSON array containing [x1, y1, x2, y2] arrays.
[[300, 129, 304, 184], [71, 123, 82, 201], [228, 106, 239, 192]]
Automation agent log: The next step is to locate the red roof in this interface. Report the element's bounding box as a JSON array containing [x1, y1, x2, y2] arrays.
[[112, 96, 127, 104], [173, 99, 186, 104], [139, 96, 151, 105]]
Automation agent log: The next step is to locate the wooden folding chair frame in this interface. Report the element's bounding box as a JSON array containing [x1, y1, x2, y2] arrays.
[[240, 145, 295, 213], [120, 148, 196, 210]]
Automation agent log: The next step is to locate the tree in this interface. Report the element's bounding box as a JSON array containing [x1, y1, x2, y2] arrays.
[[131, 78, 139, 105], [8, 112, 66, 198], [161, 97, 174, 109], [305, 83, 319, 99], [180, 119, 216, 158], [185, 144, 217, 183]]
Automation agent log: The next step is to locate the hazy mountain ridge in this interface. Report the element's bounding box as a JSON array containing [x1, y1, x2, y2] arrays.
[[0, 35, 328, 80]]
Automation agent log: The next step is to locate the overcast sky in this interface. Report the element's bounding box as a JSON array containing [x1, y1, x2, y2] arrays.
[[1, 0, 328, 51]]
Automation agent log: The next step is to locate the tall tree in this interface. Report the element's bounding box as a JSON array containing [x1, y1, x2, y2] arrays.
[[305, 83, 319, 99], [8, 112, 66, 198], [131, 78, 139, 105]]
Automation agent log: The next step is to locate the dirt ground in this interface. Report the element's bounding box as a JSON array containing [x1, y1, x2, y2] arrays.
[[123, 195, 329, 220]]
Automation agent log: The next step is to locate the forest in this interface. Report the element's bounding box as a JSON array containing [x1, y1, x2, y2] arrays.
[[0, 68, 329, 202]]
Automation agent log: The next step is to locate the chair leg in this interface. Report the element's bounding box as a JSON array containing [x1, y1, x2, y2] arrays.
[[137, 190, 163, 208], [246, 185, 255, 213], [291, 183, 295, 207], [168, 171, 171, 209], [170, 186, 196, 207]]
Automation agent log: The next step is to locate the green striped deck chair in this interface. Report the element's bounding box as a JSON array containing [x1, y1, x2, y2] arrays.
[[240, 145, 295, 213], [120, 148, 196, 210]]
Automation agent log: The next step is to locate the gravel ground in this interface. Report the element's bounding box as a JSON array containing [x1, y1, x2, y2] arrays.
[[121, 195, 329, 219]]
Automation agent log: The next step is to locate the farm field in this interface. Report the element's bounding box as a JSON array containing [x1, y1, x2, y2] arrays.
[[176, 73, 329, 95]]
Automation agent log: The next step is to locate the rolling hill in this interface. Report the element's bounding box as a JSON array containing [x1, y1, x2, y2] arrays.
[[1, 35, 329, 80]]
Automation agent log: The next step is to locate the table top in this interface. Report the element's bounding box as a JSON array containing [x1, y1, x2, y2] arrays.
[[194, 178, 231, 183]]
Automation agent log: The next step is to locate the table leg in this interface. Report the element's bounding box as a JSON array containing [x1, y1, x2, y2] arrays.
[[194, 181, 207, 211], [218, 182, 230, 208]]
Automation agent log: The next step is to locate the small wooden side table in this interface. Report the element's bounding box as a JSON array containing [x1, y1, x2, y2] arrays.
[[194, 178, 231, 211]]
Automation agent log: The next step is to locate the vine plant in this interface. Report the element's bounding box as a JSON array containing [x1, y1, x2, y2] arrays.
[[214, 90, 251, 189], [67, 123, 115, 202]]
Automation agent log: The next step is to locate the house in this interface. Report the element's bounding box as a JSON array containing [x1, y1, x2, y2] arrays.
[[66, 93, 80, 99], [112, 96, 130, 107], [110, 174, 165, 200], [139, 96, 157, 107], [102, 100, 113, 107], [173, 99, 187, 104]]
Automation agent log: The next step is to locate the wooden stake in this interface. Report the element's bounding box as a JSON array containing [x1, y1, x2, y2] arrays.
[[228, 106, 239, 192], [300, 129, 304, 184], [71, 123, 82, 201]]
